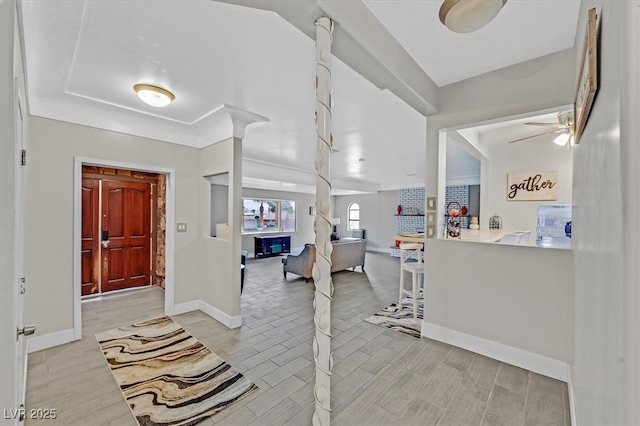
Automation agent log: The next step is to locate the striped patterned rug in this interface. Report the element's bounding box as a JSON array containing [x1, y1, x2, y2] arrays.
[[364, 296, 423, 338], [96, 316, 258, 426]]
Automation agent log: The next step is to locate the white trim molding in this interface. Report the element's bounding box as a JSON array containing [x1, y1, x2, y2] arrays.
[[173, 300, 242, 329], [422, 321, 570, 382], [26, 328, 75, 353], [567, 367, 576, 425]]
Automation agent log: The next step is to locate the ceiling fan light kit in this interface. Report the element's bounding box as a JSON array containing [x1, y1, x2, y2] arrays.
[[508, 110, 575, 146], [133, 83, 175, 107], [439, 0, 508, 33], [553, 132, 571, 146]]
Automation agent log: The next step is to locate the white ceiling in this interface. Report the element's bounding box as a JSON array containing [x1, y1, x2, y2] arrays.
[[18, 0, 581, 194], [364, 0, 581, 87]]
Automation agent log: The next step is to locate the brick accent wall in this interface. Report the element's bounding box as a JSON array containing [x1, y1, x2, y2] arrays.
[[445, 185, 470, 229], [392, 187, 425, 257]]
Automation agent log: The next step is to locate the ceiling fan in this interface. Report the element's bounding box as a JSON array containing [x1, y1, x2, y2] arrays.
[[508, 111, 575, 146]]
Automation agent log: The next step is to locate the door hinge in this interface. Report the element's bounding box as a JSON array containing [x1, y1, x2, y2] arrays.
[[19, 277, 25, 294], [21, 149, 26, 166]]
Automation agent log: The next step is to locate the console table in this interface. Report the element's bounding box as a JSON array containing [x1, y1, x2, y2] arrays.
[[254, 235, 291, 258]]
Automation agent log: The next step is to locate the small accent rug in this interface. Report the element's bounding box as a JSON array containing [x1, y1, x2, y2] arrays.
[[364, 296, 423, 338], [96, 316, 258, 426]]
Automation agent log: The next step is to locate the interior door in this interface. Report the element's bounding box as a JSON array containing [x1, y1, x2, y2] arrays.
[[101, 180, 151, 292], [81, 178, 100, 296]]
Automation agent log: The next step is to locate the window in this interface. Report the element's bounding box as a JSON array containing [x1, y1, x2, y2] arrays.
[[242, 198, 296, 233], [348, 202, 360, 231]]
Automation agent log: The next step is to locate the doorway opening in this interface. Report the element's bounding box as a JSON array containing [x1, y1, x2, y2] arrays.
[[437, 104, 574, 235], [81, 166, 166, 297], [73, 157, 176, 341]]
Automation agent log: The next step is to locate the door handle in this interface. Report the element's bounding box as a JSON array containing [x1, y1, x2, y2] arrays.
[[101, 230, 110, 248], [17, 325, 36, 340]]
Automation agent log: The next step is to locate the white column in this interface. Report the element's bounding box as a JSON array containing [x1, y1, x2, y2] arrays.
[[312, 16, 334, 426], [224, 104, 269, 139], [225, 104, 268, 319]]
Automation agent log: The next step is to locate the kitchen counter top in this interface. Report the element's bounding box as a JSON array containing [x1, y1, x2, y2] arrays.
[[396, 230, 520, 244], [456, 229, 513, 243], [445, 229, 537, 246], [397, 230, 570, 249]]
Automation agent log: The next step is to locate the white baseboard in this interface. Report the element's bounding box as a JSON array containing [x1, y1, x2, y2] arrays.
[[26, 301, 241, 353], [171, 300, 201, 316], [173, 300, 242, 329], [567, 368, 576, 425], [421, 322, 569, 382], [27, 328, 76, 353], [199, 301, 243, 329]]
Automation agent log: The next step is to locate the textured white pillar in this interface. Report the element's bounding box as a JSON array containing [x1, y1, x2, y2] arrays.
[[312, 16, 334, 426]]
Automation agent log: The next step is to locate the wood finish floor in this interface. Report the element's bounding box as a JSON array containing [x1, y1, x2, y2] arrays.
[[25, 252, 570, 425]]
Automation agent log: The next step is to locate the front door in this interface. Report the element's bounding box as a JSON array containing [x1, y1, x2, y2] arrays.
[[81, 178, 100, 296], [81, 178, 152, 296], [101, 180, 151, 293]]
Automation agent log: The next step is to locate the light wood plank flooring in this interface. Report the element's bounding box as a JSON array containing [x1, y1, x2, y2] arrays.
[[25, 252, 570, 425]]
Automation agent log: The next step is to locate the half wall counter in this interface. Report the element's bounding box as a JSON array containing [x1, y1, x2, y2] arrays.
[[422, 234, 574, 382]]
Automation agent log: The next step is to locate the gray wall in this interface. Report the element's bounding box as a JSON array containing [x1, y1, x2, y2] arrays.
[[210, 183, 229, 237], [197, 137, 244, 319], [23, 117, 204, 333], [425, 2, 640, 422], [424, 48, 576, 377], [483, 129, 573, 232], [334, 190, 397, 252], [571, 1, 640, 424]]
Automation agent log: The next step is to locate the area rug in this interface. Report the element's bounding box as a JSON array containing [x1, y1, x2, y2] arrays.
[[96, 316, 258, 426], [364, 296, 423, 338]]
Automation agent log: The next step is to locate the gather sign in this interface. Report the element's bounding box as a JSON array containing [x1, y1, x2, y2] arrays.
[[507, 170, 557, 201]]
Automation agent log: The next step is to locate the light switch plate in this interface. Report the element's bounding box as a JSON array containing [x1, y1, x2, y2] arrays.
[[426, 212, 436, 225], [426, 225, 436, 239], [427, 197, 437, 211], [177, 223, 188, 232]]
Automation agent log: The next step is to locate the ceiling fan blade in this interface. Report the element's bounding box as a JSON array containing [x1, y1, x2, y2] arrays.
[[508, 129, 565, 144], [524, 122, 568, 128]]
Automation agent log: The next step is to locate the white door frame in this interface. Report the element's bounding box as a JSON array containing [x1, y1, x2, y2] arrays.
[[72, 157, 176, 340], [14, 77, 27, 424]]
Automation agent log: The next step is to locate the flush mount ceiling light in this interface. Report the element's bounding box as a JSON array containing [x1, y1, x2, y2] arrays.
[[133, 83, 175, 107], [439, 0, 508, 33]]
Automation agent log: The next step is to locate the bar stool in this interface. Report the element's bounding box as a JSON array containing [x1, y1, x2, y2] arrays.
[[398, 243, 424, 320]]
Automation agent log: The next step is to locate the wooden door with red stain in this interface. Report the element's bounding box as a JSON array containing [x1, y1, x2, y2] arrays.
[[101, 180, 151, 292], [81, 178, 100, 296]]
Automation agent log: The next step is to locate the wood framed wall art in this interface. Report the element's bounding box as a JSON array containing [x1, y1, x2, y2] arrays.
[[574, 7, 598, 144]]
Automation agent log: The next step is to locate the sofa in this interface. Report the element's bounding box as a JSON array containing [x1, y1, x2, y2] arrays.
[[282, 239, 367, 281]]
